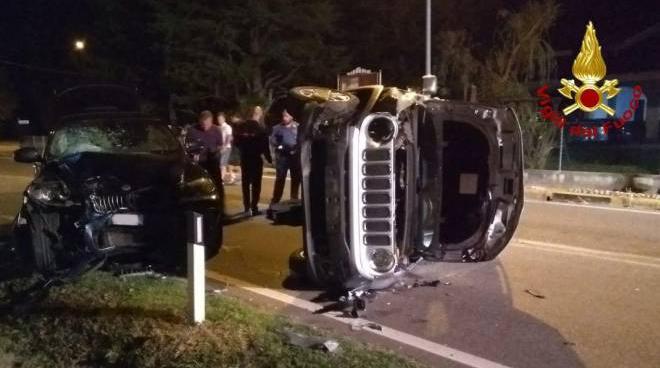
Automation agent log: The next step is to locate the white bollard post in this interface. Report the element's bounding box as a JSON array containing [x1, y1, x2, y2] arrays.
[[187, 211, 205, 324]]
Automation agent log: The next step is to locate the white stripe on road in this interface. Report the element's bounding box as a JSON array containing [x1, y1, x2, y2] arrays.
[[262, 174, 285, 181], [514, 239, 660, 269], [206, 270, 512, 368], [525, 199, 660, 215]]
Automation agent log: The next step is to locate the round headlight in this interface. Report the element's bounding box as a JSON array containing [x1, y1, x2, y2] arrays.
[[367, 117, 396, 144], [369, 248, 395, 273]]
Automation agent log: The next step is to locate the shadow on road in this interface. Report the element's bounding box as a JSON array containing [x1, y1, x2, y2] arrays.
[[210, 216, 586, 368], [366, 260, 586, 367]]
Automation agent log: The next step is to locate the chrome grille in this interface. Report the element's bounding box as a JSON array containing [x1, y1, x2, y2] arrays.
[[90, 194, 130, 213], [349, 113, 398, 278]]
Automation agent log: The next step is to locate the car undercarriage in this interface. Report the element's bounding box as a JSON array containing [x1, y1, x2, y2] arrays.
[[278, 85, 524, 289]]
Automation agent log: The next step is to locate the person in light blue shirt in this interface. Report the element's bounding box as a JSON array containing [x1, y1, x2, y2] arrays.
[[270, 110, 301, 204]]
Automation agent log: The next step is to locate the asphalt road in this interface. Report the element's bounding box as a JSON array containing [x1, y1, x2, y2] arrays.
[[1, 155, 659, 368]]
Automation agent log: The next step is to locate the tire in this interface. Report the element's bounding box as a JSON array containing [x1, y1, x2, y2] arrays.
[[288, 248, 307, 278], [26, 210, 60, 273]]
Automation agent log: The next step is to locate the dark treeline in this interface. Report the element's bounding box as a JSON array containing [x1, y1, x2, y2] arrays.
[[0, 0, 524, 121]]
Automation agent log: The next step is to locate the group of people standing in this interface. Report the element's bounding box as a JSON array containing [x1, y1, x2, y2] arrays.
[[185, 106, 302, 217]]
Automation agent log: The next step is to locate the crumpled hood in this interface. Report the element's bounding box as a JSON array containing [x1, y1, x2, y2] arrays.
[[52, 152, 184, 189]]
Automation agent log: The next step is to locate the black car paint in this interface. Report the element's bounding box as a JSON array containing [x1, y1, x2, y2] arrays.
[[14, 115, 223, 273]]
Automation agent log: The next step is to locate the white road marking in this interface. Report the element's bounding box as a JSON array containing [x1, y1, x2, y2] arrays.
[[514, 239, 660, 269], [262, 174, 286, 181], [526, 199, 660, 215], [206, 270, 513, 368]]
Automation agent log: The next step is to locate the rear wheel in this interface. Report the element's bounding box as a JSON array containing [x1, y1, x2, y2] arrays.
[[26, 210, 60, 273]]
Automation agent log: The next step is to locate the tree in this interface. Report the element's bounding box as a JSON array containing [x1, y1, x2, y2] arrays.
[[433, 1, 560, 169], [0, 73, 16, 123], [483, 1, 559, 169], [152, 0, 345, 109]]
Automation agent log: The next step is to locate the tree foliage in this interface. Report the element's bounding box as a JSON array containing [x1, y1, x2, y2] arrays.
[[434, 1, 560, 169], [0, 73, 17, 123], [152, 0, 345, 108]]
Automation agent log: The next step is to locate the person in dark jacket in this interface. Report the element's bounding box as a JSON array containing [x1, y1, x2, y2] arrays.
[[234, 106, 271, 215], [186, 110, 225, 215], [270, 109, 301, 205]]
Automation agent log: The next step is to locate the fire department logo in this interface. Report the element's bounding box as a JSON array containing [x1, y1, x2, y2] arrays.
[[558, 21, 619, 116]]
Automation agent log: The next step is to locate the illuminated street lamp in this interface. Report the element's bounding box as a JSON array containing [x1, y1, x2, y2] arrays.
[[74, 39, 86, 52]]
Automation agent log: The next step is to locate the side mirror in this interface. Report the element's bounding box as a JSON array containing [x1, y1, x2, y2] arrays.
[[14, 147, 41, 163]]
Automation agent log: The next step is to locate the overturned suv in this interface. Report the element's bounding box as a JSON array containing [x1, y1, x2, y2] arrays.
[[12, 86, 223, 274], [280, 85, 524, 287]]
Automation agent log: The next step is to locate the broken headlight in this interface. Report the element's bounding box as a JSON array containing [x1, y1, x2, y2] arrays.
[[27, 180, 70, 206]]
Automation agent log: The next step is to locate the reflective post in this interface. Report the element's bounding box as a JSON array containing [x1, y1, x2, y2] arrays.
[[186, 211, 205, 324]]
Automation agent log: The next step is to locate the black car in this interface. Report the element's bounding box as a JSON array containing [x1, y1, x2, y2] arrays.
[[277, 85, 524, 288], [11, 89, 223, 274]]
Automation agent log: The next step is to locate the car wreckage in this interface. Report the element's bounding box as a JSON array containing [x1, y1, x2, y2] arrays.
[[275, 85, 524, 290], [9, 85, 223, 276]]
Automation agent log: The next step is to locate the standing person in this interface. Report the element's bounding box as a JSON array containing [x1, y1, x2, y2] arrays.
[[227, 114, 243, 184], [234, 106, 271, 216], [270, 109, 301, 205], [186, 110, 225, 213], [216, 112, 235, 184]]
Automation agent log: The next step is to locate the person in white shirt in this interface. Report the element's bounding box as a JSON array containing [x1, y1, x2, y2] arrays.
[[216, 112, 236, 184]]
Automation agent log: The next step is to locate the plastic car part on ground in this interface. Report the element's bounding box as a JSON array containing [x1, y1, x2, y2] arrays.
[[282, 328, 341, 353], [313, 262, 450, 318]]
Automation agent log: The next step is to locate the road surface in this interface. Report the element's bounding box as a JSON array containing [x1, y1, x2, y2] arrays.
[[1, 154, 658, 368]]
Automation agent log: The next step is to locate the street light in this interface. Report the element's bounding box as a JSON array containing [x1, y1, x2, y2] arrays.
[[74, 39, 86, 52], [422, 0, 437, 95]]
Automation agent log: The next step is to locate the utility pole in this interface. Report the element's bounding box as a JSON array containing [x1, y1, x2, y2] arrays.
[[425, 0, 431, 76], [558, 126, 564, 171], [422, 0, 437, 95]]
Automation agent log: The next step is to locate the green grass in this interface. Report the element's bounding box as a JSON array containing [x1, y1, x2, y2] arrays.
[[0, 272, 424, 368]]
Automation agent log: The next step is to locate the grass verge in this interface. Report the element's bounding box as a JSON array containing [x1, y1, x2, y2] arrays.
[[0, 272, 424, 368]]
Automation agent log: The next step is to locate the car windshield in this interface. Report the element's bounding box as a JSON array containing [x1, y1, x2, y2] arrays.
[[47, 119, 180, 159]]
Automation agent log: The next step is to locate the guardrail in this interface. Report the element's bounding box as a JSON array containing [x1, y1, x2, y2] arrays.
[[524, 170, 660, 194]]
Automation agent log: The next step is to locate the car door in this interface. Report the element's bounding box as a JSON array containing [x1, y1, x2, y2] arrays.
[[413, 100, 524, 262]]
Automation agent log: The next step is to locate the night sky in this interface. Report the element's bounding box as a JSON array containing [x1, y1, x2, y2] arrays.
[[551, 0, 660, 74]]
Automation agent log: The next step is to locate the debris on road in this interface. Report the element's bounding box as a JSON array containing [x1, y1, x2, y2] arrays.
[[113, 264, 166, 280], [206, 288, 226, 295], [282, 329, 340, 353], [316, 266, 454, 319], [524, 289, 546, 299], [410, 280, 451, 288], [350, 322, 383, 332], [207, 281, 229, 295]]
